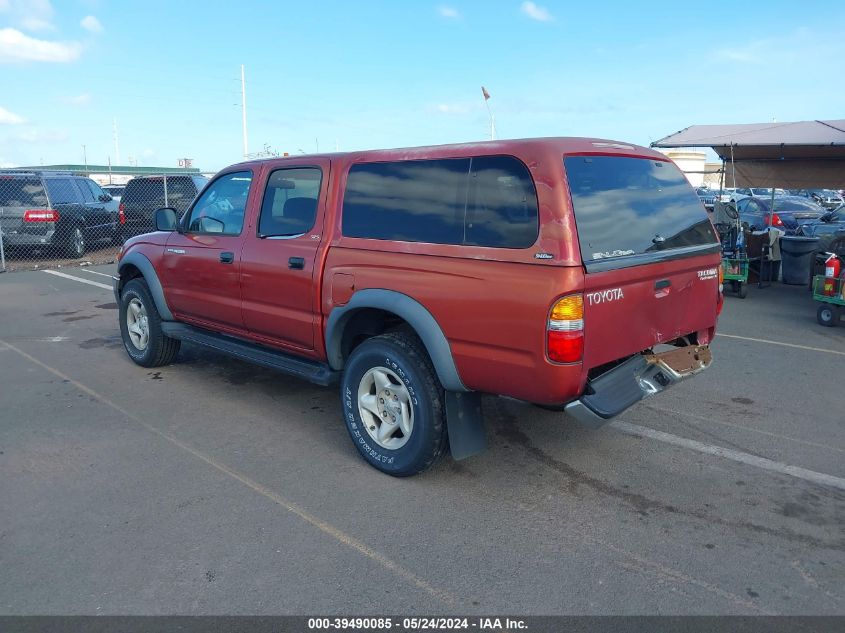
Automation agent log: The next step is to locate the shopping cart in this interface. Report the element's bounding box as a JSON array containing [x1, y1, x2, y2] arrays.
[[812, 274, 845, 326]]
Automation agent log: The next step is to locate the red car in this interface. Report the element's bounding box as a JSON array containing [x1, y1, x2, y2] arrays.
[[114, 138, 721, 476]]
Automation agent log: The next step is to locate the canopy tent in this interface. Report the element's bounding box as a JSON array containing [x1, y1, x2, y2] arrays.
[[652, 119, 845, 188]]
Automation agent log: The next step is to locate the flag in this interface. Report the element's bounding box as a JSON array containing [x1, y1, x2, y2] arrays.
[[481, 86, 491, 101]]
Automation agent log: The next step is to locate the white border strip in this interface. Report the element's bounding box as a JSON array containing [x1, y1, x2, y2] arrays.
[[610, 420, 845, 491], [78, 269, 116, 279], [43, 269, 112, 291], [717, 332, 845, 357]]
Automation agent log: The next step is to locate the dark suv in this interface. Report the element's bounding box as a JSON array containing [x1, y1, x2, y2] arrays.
[[0, 171, 119, 258], [119, 175, 208, 239]]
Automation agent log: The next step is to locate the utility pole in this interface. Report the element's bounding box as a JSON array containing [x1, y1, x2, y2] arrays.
[[113, 118, 121, 165], [82, 145, 88, 172], [241, 64, 249, 158]]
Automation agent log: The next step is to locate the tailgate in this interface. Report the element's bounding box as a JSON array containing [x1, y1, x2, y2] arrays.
[[564, 153, 721, 369], [582, 254, 720, 368]]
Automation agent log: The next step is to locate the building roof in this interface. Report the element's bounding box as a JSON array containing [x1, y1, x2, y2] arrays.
[[651, 120, 845, 188]]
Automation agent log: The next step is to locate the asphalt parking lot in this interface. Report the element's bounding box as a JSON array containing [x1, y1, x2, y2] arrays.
[[1, 265, 843, 616]]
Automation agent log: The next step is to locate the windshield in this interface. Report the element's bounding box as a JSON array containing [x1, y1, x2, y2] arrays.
[[564, 155, 717, 264]]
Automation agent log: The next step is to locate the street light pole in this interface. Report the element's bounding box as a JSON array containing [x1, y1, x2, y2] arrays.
[[82, 145, 88, 172]]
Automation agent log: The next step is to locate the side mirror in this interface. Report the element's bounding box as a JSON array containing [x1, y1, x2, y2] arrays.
[[154, 207, 178, 232], [99, 194, 112, 202]]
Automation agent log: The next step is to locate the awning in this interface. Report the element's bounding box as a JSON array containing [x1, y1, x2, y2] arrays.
[[652, 120, 845, 188]]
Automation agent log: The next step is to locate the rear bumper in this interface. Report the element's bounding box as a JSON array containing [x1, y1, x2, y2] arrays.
[[564, 345, 712, 429]]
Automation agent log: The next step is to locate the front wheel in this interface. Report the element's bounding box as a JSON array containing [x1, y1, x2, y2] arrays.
[[119, 278, 181, 366], [340, 332, 447, 476], [817, 304, 837, 327]]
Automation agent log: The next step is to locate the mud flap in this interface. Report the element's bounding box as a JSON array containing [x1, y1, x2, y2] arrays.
[[444, 391, 486, 460]]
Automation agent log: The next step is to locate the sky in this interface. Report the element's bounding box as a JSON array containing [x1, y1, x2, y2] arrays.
[[1, 0, 844, 172]]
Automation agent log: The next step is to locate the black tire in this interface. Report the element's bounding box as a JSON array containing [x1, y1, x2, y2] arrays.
[[65, 225, 85, 258], [817, 304, 837, 327], [119, 278, 181, 366], [737, 281, 748, 299], [340, 332, 447, 477]]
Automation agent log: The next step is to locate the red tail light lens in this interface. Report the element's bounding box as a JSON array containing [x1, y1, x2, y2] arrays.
[[548, 330, 584, 363], [118, 202, 126, 225], [766, 213, 784, 227], [23, 209, 59, 222]]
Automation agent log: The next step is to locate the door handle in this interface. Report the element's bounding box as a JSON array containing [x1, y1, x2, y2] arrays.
[[219, 251, 235, 264], [654, 279, 671, 290], [288, 257, 305, 270]]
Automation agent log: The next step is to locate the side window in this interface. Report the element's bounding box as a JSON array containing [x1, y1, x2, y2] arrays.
[[342, 158, 469, 244], [258, 167, 322, 237], [75, 179, 95, 202], [186, 171, 252, 235], [341, 156, 538, 248], [45, 178, 81, 204], [85, 179, 105, 202], [464, 156, 539, 248]]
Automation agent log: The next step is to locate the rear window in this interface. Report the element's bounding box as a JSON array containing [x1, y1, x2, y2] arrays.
[[342, 155, 538, 248], [773, 199, 823, 213], [564, 155, 717, 264], [0, 177, 48, 206]]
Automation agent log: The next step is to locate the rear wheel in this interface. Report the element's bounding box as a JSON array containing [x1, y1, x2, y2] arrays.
[[119, 278, 180, 366], [817, 304, 837, 327], [340, 332, 447, 476], [65, 226, 85, 258], [736, 281, 748, 299]]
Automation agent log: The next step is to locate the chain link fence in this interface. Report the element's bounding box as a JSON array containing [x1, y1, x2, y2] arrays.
[[0, 170, 209, 272]]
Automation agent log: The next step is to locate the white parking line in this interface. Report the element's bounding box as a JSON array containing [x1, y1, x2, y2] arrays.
[[716, 332, 845, 357], [610, 420, 845, 491], [43, 269, 112, 291], [78, 269, 116, 279]]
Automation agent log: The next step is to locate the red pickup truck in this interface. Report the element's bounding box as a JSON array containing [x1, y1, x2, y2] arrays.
[[115, 138, 721, 476]]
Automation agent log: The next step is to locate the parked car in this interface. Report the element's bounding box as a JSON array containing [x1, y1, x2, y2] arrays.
[[114, 138, 721, 476], [794, 189, 844, 210], [118, 174, 208, 239], [729, 187, 786, 203], [102, 184, 126, 201], [797, 205, 845, 257], [736, 195, 827, 234], [696, 187, 717, 211], [0, 170, 119, 257]]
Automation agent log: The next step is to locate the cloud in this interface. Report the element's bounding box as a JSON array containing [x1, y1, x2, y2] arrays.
[[0, 105, 25, 124], [14, 127, 68, 143], [80, 15, 102, 33], [437, 6, 460, 19], [60, 93, 92, 106], [0, 28, 82, 63], [713, 39, 768, 64], [433, 103, 472, 114], [520, 1, 553, 22], [0, 0, 56, 32]]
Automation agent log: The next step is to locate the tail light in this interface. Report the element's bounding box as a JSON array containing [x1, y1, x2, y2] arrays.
[[23, 209, 59, 222], [118, 202, 126, 225], [717, 264, 725, 316], [766, 213, 784, 227], [547, 294, 584, 363]]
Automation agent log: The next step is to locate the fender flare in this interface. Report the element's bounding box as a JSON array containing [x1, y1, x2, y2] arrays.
[[325, 289, 467, 392], [116, 252, 174, 321]]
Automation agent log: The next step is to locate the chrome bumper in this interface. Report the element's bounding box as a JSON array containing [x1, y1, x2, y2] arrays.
[[565, 345, 713, 429]]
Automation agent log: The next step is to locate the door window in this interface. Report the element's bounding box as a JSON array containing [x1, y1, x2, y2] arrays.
[[75, 179, 96, 203], [186, 171, 252, 235], [44, 178, 82, 204], [257, 167, 323, 237]]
